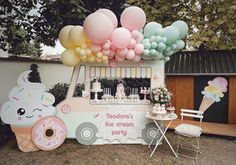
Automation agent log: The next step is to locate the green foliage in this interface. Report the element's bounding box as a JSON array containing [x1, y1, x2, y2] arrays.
[[48, 83, 84, 106], [28, 64, 41, 83], [128, 0, 236, 50], [0, 0, 127, 56]]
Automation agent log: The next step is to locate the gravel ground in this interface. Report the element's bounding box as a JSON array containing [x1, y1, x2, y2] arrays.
[[0, 132, 235, 165]]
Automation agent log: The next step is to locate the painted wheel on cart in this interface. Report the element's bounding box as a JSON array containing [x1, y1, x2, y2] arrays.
[[75, 122, 98, 145], [142, 122, 161, 144]]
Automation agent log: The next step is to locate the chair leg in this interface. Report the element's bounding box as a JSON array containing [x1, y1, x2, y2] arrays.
[[176, 136, 181, 154]]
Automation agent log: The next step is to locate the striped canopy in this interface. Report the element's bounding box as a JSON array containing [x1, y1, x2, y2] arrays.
[[90, 66, 152, 78]]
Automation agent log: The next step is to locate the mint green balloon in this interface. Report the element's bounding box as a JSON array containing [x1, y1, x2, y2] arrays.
[[165, 56, 170, 61], [144, 22, 162, 38], [155, 36, 162, 43], [150, 49, 156, 55], [175, 40, 185, 50], [142, 39, 150, 44], [171, 44, 177, 50], [157, 42, 166, 51], [161, 37, 167, 43], [143, 49, 150, 56], [154, 29, 164, 36], [150, 36, 156, 42], [144, 42, 151, 49], [163, 26, 180, 44], [151, 42, 158, 49], [172, 20, 188, 39], [165, 50, 174, 56], [165, 46, 171, 52]]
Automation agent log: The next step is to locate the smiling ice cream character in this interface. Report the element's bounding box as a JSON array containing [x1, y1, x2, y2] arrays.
[[0, 71, 56, 152], [199, 77, 228, 112]]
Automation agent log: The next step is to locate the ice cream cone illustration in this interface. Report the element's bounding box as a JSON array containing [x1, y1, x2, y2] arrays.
[[11, 126, 39, 152], [199, 96, 214, 112], [0, 70, 56, 152], [199, 77, 228, 112]]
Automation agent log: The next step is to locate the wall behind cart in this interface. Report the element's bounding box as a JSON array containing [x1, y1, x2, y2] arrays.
[[0, 57, 73, 106]]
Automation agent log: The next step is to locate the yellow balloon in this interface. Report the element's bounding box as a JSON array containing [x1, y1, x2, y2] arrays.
[[88, 56, 96, 62], [59, 25, 75, 49], [75, 47, 81, 55], [96, 52, 103, 58], [96, 58, 102, 63], [86, 49, 92, 55], [80, 55, 87, 62], [61, 49, 80, 66], [69, 26, 87, 47], [102, 55, 108, 61]]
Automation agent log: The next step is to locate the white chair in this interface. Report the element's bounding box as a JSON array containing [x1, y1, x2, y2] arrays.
[[175, 109, 204, 160]]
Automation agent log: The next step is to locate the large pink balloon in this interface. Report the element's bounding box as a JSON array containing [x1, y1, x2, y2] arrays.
[[120, 6, 146, 31], [96, 9, 118, 30], [111, 27, 131, 49], [83, 12, 113, 44]]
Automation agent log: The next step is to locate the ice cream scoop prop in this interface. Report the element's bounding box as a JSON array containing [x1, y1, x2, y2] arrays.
[[0, 71, 57, 152], [199, 77, 228, 112]]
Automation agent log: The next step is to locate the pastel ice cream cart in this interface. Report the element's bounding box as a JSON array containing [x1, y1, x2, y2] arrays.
[[56, 60, 165, 145]]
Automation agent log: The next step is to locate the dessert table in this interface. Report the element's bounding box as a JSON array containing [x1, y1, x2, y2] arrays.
[[146, 113, 178, 158]]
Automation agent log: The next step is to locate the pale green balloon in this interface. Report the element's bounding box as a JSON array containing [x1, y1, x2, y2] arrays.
[[172, 20, 189, 39], [163, 26, 180, 44], [142, 39, 150, 44], [150, 49, 156, 55], [151, 42, 158, 49], [165, 56, 170, 61], [171, 44, 177, 50], [143, 49, 150, 56], [144, 22, 162, 38], [144, 42, 151, 49], [175, 40, 185, 50], [154, 29, 164, 36], [155, 36, 162, 43], [158, 42, 166, 51]]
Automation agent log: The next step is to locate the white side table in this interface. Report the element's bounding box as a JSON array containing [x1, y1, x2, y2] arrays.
[[146, 113, 178, 158]]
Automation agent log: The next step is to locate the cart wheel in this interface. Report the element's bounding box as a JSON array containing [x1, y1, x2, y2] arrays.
[[75, 122, 98, 145], [142, 122, 161, 144]]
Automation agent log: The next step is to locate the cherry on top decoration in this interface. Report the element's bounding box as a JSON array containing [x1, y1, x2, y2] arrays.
[[58, 6, 188, 67]]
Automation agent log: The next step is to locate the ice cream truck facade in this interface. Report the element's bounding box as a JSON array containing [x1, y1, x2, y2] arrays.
[[56, 60, 165, 145]]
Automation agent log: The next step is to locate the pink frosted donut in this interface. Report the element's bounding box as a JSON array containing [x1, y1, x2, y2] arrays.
[[32, 116, 67, 150]]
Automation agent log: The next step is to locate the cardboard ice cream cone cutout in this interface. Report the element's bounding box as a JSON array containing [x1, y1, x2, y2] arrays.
[[200, 77, 228, 112], [199, 96, 214, 112], [11, 126, 39, 152], [0, 70, 57, 152]]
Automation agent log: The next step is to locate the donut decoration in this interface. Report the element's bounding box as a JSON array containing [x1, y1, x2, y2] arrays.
[[32, 116, 67, 151]]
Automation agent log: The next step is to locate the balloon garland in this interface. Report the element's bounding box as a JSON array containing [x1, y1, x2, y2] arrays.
[[59, 6, 188, 67]]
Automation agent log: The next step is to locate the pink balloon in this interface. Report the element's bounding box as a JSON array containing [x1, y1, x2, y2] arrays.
[[102, 49, 110, 56], [96, 9, 118, 30], [115, 54, 125, 62], [131, 30, 140, 39], [109, 59, 118, 67], [127, 38, 137, 49], [111, 27, 131, 49], [120, 6, 146, 31], [133, 55, 142, 63], [108, 49, 116, 59], [90, 43, 102, 53], [126, 49, 135, 60], [102, 40, 111, 49], [134, 43, 144, 54], [136, 33, 144, 43], [117, 48, 128, 57], [84, 12, 113, 43], [110, 43, 117, 50]]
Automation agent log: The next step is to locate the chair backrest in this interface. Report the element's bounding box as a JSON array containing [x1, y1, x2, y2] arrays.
[[180, 109, 204, 127]]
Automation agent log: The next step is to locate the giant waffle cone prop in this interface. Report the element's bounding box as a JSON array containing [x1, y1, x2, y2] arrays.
[[11, 126, 39, 152], [199, 96, 214, 112]]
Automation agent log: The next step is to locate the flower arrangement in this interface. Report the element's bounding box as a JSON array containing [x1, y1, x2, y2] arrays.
[[150, 87, 172, 105]]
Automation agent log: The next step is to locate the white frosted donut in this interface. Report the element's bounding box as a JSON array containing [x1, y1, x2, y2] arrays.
[[32, 116, 66, 150]]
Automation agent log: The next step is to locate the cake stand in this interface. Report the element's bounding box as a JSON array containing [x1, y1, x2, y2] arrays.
[[91, 89, 103, 101]]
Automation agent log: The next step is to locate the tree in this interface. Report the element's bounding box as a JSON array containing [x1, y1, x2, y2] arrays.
[[0, 0, 127, 56], [128, 0, 236, 50], [28, 64, 41, 83], [0, 0, 40, 56]]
